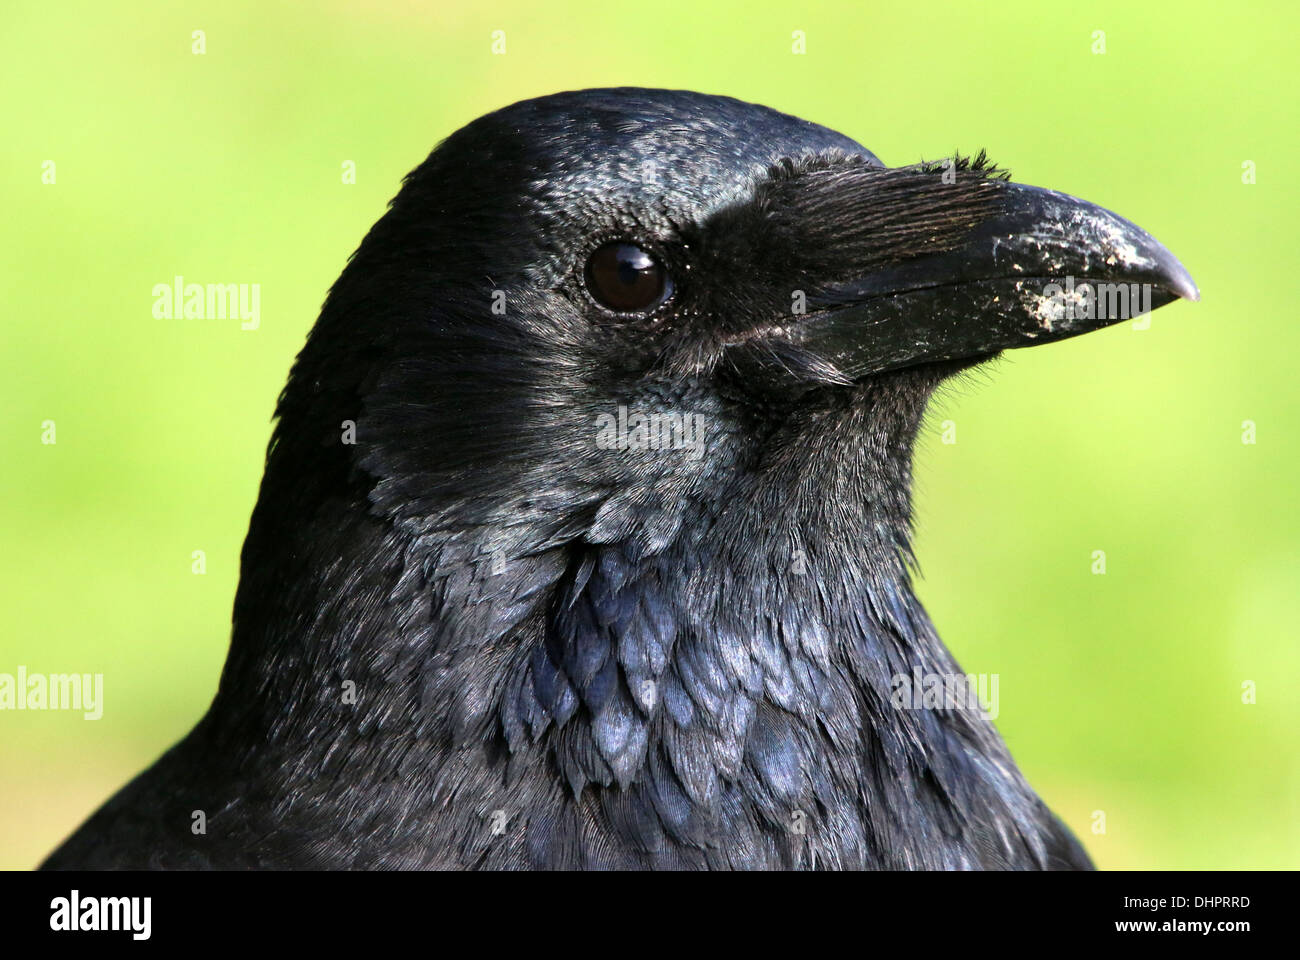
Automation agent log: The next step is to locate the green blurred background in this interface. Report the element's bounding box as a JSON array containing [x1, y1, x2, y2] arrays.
[[1, 0, 1295, 870]]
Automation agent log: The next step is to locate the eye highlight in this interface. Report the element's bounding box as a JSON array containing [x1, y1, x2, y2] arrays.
[[583, 241, 672, 314]]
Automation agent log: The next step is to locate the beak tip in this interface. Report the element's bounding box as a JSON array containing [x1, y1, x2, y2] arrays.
[[1168, 263, 1200, 303], [1150, 243, 1199, 303]]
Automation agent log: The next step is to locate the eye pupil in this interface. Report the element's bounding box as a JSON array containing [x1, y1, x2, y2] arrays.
[[585, 241, 670, 313]]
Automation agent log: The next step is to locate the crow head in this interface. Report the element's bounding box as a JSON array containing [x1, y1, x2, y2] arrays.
[[220, 89, 1195, 868], [267, 88, 1194, 572]]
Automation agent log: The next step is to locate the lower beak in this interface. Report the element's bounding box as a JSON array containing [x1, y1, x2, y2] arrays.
[[796, 182, 1199, 379]]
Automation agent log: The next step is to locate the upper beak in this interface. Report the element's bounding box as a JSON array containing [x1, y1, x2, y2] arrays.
[[795, 181, 1199, 379]]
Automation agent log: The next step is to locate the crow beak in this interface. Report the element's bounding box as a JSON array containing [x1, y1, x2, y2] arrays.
[[796, 181, 1199, 379]]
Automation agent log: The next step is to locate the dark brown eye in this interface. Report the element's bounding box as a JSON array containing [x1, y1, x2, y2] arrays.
[[584, 241, 672, 314]]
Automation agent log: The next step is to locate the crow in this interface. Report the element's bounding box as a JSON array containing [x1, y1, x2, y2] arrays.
[[43, 88, 1197, 870]]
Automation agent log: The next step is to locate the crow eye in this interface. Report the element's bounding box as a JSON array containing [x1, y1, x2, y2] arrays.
[[584, 241, 671, 314]]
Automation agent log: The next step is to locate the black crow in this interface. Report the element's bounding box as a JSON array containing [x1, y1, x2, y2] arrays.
[[43, 88, 1197, 870]]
